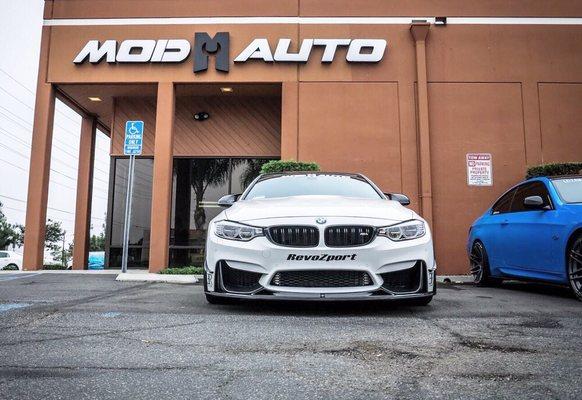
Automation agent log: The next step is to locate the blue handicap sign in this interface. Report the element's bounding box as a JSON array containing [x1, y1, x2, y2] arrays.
[[124, 121, 144, 155]]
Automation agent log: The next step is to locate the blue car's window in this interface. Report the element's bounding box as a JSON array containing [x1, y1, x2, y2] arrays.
[[510, 181, 552, 212], [491, 189, 516, 214], [552, 178, 582, 203], [244, 174, 382, 200]]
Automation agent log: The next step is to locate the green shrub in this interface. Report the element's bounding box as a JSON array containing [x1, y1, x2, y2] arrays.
[[260, 160, 320, 174], [526, 162, 582, 179], [2, 264, 19, 271], [43, 264, 68, 270], [159, 266, 203, 275]]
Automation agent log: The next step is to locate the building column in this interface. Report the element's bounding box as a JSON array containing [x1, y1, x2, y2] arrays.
[[148, 82, 175, 272], [23, 26, 56, 270], [281, 81, 299, 160], [410, 22, 433, 226], [72, 116, 97, 270]]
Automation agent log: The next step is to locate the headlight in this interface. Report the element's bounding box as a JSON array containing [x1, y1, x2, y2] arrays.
[[214, 220, 264, 241], [377, 220, 426, 241]]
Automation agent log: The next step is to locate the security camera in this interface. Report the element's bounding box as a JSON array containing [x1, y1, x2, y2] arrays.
[[194, 112, 210, 121]]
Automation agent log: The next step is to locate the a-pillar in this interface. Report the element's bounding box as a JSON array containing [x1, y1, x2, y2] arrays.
[[410, 22, 433, 227], [72, 116, 97, 270], [23, 26, 56, 270], [148, 82, 175, 272]]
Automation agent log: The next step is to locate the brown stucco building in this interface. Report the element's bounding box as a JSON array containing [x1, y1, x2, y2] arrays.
[[23, 0, 582, 274]]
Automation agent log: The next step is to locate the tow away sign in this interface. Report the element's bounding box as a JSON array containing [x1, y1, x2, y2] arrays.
[[467, 153, 492, 186]]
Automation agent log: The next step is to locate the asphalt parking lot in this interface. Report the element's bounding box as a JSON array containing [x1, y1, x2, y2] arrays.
[[0, 273, 580, 400]]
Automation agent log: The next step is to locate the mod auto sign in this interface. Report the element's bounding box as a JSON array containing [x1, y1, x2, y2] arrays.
[[73, 32, 387, 72]]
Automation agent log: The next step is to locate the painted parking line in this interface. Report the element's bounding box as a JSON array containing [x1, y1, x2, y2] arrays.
[[0, 273, 40, 282], [0, 303, 30, 313]]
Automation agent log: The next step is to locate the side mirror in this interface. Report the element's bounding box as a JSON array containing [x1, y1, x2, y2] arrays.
[[217, 194, 240, 208], [523, 195, 546, 210], [384, 193, 411, 206]]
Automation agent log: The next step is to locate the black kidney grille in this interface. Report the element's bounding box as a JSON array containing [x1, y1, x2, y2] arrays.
[[324, 226, 375, 247], [268, 226, 319, 247], [271, 270, 373, 288], [380, 262, 423, 293]]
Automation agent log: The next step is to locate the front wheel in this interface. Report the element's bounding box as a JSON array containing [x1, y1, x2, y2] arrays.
[[469, 242, 501, 287], [567, 235, 582, 301]]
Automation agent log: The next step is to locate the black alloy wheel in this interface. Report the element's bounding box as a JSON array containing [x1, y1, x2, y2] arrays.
[[469, 242, 500, 286], [567, 235, 582, 301]]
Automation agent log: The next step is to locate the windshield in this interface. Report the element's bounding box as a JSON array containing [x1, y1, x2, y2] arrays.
[[552, 178, 582, 203], [243, 174, 383, 200]]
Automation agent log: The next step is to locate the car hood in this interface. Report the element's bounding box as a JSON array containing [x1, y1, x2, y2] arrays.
[[224, 195, 414, 223]]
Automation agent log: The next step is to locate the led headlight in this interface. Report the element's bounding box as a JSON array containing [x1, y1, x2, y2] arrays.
[[214, 220, 264, 241], [377, 220, 426, 241]]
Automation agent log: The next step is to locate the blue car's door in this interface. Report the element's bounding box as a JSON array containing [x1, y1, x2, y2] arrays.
[[481, 188, 518, 273], [500, 181, 562, 275]]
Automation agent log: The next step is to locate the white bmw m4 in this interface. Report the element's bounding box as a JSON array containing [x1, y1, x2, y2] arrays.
[[204, 172, 436, 305]]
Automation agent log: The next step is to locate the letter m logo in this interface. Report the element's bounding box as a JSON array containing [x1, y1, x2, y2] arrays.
[[193, 32, 230, 73]]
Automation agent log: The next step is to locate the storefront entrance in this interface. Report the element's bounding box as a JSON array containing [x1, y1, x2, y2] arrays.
[[104, 84, 282, 269]]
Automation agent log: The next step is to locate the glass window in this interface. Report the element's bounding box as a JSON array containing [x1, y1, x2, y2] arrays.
[[510, 181, 552, 212], [491, 189, 515, 214], [170, 158, 272, 267], [0, 252, 8, 258], [243, 174, 382, 200], [108, 158, 153, 269], [552, 178, 582, 203]]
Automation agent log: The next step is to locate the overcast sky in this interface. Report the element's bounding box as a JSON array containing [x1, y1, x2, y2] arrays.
[[0, 1, 111, 249]]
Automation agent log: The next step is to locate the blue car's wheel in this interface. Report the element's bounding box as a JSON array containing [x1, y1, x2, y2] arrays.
[[567, 235, 582, 301], [470, 242, 501, 287]]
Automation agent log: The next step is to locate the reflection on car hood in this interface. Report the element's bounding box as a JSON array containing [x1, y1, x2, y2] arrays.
[[224, 195, 414, 223]]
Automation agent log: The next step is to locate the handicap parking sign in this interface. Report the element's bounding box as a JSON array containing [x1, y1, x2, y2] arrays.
[[124, 121, 144, 155]]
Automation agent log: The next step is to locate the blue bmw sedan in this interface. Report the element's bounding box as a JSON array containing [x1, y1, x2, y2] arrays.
[[468, 176, 582, 300]]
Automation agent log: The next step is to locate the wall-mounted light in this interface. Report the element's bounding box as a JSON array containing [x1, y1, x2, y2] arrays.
[[88, 96, 102, 102], [194, 111, 210, 121], [220, 87, 233, 93]]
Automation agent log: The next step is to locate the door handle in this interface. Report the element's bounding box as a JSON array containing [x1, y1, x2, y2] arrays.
[[501, 219, 509, 226]]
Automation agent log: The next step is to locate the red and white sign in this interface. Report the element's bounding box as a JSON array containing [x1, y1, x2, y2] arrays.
[[466, 153, 492, 186]]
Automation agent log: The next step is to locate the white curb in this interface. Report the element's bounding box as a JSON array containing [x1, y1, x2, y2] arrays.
[[116, 273, 198, 284]]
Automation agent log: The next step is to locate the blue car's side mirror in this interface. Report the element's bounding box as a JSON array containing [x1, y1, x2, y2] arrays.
[[523, 195, 547, 210]]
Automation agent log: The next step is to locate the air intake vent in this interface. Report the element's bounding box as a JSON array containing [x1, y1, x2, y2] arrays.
[[380, 262, 423, 293], [270, 270, 373, 288], [324, 226, 375, 247], [267, 226, 319, 247], [220, 261, 262, 294]]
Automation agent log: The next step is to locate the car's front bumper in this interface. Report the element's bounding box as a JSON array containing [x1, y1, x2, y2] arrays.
[[204, 217, 436, 301]]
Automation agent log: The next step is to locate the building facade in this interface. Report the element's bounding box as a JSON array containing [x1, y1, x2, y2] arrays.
[[23, 0, 582, 274]]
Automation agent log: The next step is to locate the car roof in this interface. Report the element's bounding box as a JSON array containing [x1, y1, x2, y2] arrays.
[[258, 171, 366, 180], [547, 175, 582, 180]]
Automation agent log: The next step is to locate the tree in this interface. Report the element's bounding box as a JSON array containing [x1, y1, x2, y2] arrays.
[[189, 159, 232, 229], [45, 219, 66, 263], [90, 232, 105, 251], [239, 159, 271, 189], [0, 202, 17, 250]]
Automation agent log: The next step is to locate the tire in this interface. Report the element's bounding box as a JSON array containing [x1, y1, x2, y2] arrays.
[[469, 241, 502, 287], [409, 296, 433, 306], [3, 264, 19, 271], [567, 234, 582, 302]]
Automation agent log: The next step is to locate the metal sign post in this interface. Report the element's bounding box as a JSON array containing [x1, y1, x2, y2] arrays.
[[121, 121, 144, 273]]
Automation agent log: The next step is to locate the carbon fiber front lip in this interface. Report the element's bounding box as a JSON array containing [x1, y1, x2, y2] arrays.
[[205, 290, 433, 302]]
